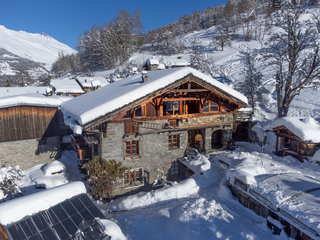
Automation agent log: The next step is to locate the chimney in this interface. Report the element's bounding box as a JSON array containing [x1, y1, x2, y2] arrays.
[[142, 71, 148, 83]]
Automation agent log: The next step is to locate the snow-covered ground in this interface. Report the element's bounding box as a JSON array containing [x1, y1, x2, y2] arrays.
[[102, 145, 307, 240], [3, 146, 316, 239]]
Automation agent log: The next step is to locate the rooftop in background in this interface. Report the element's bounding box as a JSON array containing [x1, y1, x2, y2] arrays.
[[0, 93, 71, 109]]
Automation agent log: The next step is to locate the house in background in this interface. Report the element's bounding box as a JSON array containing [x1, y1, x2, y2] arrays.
[[75, 76, 110, 92], [0, 182, 114, 240], [142, 56, 190, 71], [50, 78, 85, 97], [142, 57, 160, 71], [62, 67, 247, 196], [264, 117, 320, 162]]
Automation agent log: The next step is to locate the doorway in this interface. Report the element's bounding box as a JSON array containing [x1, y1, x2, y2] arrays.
[[188, 129, 204, 153], [211, 130, 222, 149]]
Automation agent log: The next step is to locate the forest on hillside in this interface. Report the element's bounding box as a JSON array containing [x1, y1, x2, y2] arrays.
[[51, 0, 319, 79]]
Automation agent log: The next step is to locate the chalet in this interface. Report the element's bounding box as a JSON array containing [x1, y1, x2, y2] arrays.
[[0, 182, 114, 240], [142, 57, 160, 71], [264, 117, 320, 162], [0, 93, 71, 170], [61, 67, 247, 195]]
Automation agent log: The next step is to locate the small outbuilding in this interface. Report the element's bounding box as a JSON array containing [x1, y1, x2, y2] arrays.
[[264, 117, 320, 162]]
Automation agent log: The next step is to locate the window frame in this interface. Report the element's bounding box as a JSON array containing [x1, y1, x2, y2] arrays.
[[124, 139, 141, 160], [168, 134, 180, 149], [203, 101, 219, 112]]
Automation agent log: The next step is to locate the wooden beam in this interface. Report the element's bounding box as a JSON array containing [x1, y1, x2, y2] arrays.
[[172, 89, 210, 93]]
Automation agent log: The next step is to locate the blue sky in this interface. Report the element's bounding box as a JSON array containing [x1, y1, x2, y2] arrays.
[[0, 0, 228, 50]]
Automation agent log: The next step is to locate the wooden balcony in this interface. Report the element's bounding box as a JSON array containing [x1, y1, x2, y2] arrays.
[[77, 145, 92, 161], [71, 134, 86, 150]]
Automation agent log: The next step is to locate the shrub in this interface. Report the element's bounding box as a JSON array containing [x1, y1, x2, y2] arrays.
[[84, 157, 126, 200]]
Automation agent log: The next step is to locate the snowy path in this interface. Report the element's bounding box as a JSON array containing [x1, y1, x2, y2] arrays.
[[106, 160, 280, 240]]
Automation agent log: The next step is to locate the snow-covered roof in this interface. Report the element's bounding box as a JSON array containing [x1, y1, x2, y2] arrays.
[[0, 181, 86, 226], [226, 150, 320, 236], [264, 117, 320, 143], [61, 67, 248, 130], [163, 57, 190, 67], [76, 76, 109, 88], [142, 57, 159, 67], [0, 87, 48, 97], [0, 93, 71, 108], [50, 78, 85, 94]]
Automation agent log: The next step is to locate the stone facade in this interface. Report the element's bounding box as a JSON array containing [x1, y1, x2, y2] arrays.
[[0, 136, 60, 170], [101, 114, 234, 195]]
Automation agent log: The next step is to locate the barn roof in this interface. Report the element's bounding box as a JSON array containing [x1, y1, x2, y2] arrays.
[[264, 117, 320, 143], [0, 93, 71, 109], [61, 67, 248, 133]]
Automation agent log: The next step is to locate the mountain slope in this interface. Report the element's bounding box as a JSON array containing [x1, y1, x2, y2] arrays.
[[0, 25, 76, 85]]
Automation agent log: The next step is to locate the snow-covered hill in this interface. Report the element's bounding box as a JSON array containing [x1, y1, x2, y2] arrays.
[[0, 25, 76, 85]]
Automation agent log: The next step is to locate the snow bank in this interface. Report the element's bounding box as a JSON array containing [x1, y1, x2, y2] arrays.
[[0, 181, 86, 226], [24, 161, 69, 189], [99, 219, 127, 240]]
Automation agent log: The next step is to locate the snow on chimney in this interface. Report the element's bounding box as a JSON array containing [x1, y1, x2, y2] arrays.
[[142, 71, 148, 83]]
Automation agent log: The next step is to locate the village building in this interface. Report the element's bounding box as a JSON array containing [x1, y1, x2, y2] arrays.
[[0, 182, 113, 240], [61, 67, 247, 195], [75, 76, 110, 93], [141, 57, 160, 71], [142, 56, 190, 71], [0, 93, 71, 169], [50, 78, 85, 97], [264, 117, 320, 162]]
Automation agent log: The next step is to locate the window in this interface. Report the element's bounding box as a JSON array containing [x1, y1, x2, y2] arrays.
[[203, 101, 218, 112], [170, 161, 179, 175], [123, 168, 143, 187], [165, 101, 180, 115], [124, 139, 140, 159], [168, 134, 179, 149]]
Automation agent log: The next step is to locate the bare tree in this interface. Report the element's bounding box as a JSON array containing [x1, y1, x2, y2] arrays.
[[264, 3, 320, 117], [236, 47, 268, 113], [213, 24, 231, 51]]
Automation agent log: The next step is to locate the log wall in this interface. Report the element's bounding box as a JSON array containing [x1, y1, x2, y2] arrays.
[[0, 106, 59, 142]]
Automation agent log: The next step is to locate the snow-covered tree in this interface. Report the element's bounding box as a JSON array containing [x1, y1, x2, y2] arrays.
[[190, 47, 215, 76], [264, 3, 320, 117], [236, 48, 268, 113], [213, 24, 231, 51]]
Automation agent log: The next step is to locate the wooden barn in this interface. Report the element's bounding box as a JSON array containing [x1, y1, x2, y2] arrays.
[[0, 94, 70, 169], [264, 117, 320, 162], [62, 67, 248, 195]]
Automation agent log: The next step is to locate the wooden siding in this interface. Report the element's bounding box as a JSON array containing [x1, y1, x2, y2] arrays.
[[0, 106, 59, 142], [0, 224, 9, 240]]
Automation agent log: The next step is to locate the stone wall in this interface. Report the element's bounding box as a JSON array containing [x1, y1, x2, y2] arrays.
[[102, 115, 233, 195], [0, 136, 60, 170]]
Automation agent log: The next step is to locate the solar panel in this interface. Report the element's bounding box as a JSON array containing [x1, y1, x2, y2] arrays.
[[5, 194, 109, 240]]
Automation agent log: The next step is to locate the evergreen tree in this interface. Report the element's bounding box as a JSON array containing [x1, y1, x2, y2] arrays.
[[84, 157, 126, 200]]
